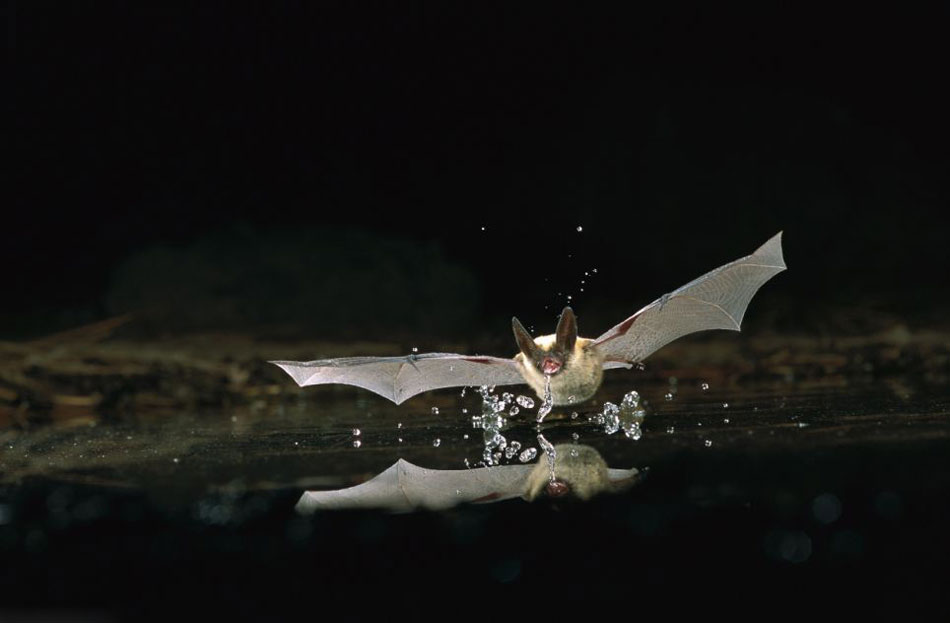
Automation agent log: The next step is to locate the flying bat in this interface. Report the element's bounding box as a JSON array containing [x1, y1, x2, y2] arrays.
[[272, 232, 786, 406]]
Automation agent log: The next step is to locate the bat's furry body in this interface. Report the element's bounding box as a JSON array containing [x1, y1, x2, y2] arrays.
[[272, 232, 786, 405], [514, 336, 604, 405]]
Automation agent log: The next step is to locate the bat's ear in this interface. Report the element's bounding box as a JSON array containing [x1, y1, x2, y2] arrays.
[[512, 317, 538, 360], [555, 306, 577, 352]]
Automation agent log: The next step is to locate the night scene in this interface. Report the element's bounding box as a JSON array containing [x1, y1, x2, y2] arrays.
[[4, 3, 950, 619]]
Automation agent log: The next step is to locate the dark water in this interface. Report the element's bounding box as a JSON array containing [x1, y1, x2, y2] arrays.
[[2, 373, 950, 616]]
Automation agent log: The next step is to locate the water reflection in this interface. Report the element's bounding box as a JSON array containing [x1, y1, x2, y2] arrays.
[[296, 444, 640, 513]]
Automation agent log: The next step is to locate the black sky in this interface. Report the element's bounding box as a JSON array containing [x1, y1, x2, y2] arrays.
[[8, 3, 950, 337]]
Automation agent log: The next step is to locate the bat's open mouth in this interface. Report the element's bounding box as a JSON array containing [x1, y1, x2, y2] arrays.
[[541, 357, 562, 375]]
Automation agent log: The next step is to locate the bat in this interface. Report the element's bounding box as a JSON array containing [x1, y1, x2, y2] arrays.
[[272, 232, 786, 406], [295, 444, 640, 513]]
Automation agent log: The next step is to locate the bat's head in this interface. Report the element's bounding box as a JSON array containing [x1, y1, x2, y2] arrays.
[[512, 307, 578, 376]]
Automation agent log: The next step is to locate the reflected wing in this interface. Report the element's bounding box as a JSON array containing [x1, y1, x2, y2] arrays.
[[593, 232, 786, 364], [271, 353, 525, 404], [295, 459, 534, 513]]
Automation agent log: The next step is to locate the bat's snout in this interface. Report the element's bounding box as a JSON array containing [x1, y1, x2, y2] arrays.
[[541, 356, 562, 375]]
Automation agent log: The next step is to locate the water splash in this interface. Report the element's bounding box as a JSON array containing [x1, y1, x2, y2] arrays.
[[598, 402, 621, 435], [620, 391, 646, 440], [516, 395, 535, 409], [536, 375, 553, 423], [518, 447, 537, 463], [537, 433, 557, 483], [592, 390, 645, 439], [473, 385, 510, 465]]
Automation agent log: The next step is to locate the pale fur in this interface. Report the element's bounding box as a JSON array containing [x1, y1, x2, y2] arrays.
[[514, 335, 604, 405]]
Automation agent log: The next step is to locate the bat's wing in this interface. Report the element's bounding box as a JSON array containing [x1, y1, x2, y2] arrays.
[[271, 353, 525, 405], [593, 232, 786, 364], [295, 459, 534, 513]]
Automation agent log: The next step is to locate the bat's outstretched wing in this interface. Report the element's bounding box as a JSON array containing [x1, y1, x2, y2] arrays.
[[593, 232, 786, 364], [271, 353, 524, 405]]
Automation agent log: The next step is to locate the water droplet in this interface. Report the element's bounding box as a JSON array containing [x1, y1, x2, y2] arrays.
[[571, 411, 578, 420], [509, 406, 520, 416], [665, 392, 674, 401], [461, 408, 468, 414], [704, 440, 712, 447], [480, 226, 486, 231], [722, 402, 729, 408], [463, 433, 469, 439], [723, 418, 730, 424], [352, 440, 362, 448], [455, 489, 461, 496], [701, 382, 710, 391], [431, 407, 439, 415], [352, 428, 361, 436], [576, 226, 583, 232], [599, 402, 621, 435], [537, 376, 554, 422], [666, 426, 675, 433], [398, 437, 403, 443], [516, 395, 535, 409], [592, 268, 598, 273], [571, 432, 579, 441], [504, 440, 523, 459], [519, 448, 538, 462], [432, 438, 441, 447], [797, 422, 810, 428], [172, 458, 180, 464], [397, 422, 403, 429], [623, 422, 642, 440], [537, 434, 557, 483]]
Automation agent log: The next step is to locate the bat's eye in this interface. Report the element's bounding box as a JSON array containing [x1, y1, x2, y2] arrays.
[[545, 480, 570, 498]]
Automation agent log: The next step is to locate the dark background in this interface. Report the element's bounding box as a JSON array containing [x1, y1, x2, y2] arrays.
[[6, 4, 950, 615], [9, 2, 950, 343]]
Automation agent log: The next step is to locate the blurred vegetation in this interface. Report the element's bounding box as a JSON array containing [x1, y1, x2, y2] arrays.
[[106, 226, 481, 340]]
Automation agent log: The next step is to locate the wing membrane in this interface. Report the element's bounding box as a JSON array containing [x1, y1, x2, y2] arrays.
[[594, 232, 786, 364], [271, 353, 524, 404]]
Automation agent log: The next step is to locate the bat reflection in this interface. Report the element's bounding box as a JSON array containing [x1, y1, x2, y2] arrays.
[[295, 444, 640, 513]]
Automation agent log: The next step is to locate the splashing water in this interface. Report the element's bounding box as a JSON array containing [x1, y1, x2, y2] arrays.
[[537, 433, 557, 484], [592, 391, 646, 439], [598, 402, 621, 435], [473, 385, 510, 465], [620, 391, 646, 440], [516, 395, 535, 409], [504, 440, 522, 459], [518, 447, 537, 463], [536, 375, 554, 423]]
